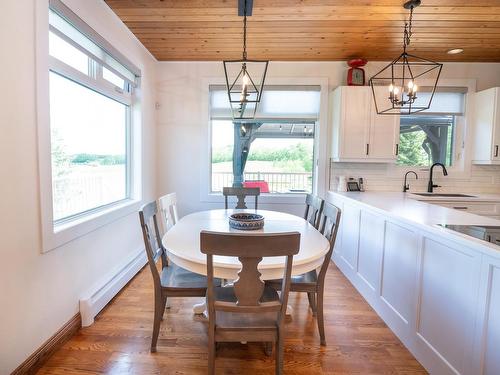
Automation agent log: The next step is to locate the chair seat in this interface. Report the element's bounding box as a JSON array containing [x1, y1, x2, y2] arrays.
[[266, 270, 318, 291], [212, 285, 280, 331], [161, 262, 218, 290], [214, 285, 279, 303]]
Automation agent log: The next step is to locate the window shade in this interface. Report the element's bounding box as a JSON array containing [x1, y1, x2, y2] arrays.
[[49, 1, 140, 86], [412, 88, 466, 115], [210, 85, 321, 119]]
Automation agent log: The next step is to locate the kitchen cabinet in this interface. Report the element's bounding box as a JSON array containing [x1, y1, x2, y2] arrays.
[[472, 87, 500, 164], [426, 201, 500, 218], [331, 86, 400, 162]]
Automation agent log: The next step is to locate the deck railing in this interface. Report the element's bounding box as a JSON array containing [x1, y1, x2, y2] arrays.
[[212, 171, 312, 193]]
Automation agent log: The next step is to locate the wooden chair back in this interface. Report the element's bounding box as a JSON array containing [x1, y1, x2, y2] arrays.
[[139, 201, 168, 291], [317, 202, 341, 284], [200, 231, 300, 316], [304, 194, 325, 229], [223, 187, 260, 209], [158, 192, 179, 232]]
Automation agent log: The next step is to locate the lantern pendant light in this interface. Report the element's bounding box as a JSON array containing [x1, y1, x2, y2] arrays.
[[223, 0, 269, 120], [369, 0, 443, 115]]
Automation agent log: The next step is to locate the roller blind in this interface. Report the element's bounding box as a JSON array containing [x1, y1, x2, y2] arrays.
[[210, 85, 321, 119], [49, 0, 140, 86]]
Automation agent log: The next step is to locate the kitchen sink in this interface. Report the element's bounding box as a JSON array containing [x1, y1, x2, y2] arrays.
[[412, 193, 476, 197]]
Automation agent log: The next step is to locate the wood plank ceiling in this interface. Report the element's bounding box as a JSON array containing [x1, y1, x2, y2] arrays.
[[104, 0, 500, 62]]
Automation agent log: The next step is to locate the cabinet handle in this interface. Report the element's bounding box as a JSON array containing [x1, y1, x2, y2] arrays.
[[453, 206, 468, 210], [366, 144, 369, 155], [395, 144, 399, 155], [495, 145, 499, 157]]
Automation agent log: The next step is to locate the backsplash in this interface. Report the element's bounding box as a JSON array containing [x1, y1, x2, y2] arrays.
[[329, 162, 500, 194]]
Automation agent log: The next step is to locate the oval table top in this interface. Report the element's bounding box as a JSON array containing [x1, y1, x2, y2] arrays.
[[162, 209, 330, 280]]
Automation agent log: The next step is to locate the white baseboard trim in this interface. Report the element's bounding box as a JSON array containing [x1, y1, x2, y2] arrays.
[[79, 248, 147, 327]]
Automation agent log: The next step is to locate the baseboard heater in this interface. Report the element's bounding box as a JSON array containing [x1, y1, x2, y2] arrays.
[[79, 248, 147, 326]]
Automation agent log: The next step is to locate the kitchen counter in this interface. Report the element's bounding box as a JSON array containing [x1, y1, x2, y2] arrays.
[[327, 191, 500, 375], [328, 191, 500, 257]]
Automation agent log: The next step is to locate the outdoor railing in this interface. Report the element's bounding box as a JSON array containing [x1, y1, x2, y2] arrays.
[[212, 171, 312, 194]]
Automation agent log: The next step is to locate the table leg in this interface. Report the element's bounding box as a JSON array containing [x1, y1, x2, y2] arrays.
[[193, 302, 206, 315]]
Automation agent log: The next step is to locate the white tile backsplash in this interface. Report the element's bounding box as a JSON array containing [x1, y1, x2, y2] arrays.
[[330, 162, 500, 194]]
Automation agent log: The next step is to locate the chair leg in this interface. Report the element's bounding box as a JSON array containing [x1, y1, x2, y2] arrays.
[[264, 341, 273, 356], [208, 324, 216, 375], [317, 289, 326, 346], [161, 295, 168, 320], [276, 331, 284, 375], [307, 292, 317, 316], [151, 294, 165, 352]]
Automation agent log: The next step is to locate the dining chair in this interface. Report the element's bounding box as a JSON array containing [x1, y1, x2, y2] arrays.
[[158, 192, 179, 232], [223, 186, 260, 209], [304, 193, 324, 229], [266, 202, 341, 346], [200, 231, 301, 375], [139, 201, 220, 352]]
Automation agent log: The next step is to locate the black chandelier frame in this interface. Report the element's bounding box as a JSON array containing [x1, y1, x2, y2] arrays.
[[369, 0, 443, 115], [223, 0, 269, 120]]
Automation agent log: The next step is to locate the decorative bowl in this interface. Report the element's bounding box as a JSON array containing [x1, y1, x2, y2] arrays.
[[229, 213, 264, 231]]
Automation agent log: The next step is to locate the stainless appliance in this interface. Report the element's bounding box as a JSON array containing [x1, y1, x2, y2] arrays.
[[439, 224, 500, 245]]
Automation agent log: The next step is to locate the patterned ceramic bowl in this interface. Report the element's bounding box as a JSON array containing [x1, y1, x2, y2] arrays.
[[229, 213, 265, 230]]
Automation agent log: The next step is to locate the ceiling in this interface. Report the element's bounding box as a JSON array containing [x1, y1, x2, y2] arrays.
[[104, 0, 500, 62]]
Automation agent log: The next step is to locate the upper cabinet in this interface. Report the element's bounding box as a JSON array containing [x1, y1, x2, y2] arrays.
[[472, 87, 500, 165], [331, 86, 400, 163]]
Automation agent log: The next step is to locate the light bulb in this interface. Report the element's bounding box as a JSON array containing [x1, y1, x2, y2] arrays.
[[413, 84, 418, 93], [242, 73, 249, 86], [393, 87, 400, 95], [408, 80, 414, 90], [389, 83, 394, 92]]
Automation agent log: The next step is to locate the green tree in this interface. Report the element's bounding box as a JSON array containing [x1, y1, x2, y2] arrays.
[[397, 131, 428, 166]]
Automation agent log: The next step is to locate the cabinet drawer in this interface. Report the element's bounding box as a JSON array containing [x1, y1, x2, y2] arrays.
[[435, 202, 498, 215]]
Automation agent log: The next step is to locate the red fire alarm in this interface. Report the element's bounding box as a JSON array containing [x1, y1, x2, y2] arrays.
[[347, 58, 368, 86]]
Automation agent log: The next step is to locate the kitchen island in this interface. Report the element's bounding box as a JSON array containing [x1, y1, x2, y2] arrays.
[[327, 191, 500, 375]]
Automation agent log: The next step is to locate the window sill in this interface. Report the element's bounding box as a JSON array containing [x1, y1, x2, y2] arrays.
[[42, 198, 141, 253], [201, 192, 307, 205]]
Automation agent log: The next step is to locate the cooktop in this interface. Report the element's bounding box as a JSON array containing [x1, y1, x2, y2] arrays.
[[439, 224, 500, 246]]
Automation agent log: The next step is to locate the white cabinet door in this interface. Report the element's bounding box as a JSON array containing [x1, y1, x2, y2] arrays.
[[473, 88, 500, 164], [339, 86, 370, 159], [491, 88, 500, 160], [369, 109, 400, 160]]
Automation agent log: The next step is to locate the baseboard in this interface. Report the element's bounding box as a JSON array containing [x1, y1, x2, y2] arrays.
[[79, 248, 147, 326], [11, 313, 81, 375]]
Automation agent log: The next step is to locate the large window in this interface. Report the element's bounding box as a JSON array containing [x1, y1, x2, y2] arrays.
[[48, 6, 138, 223], [210, 86, 320, 194], [396, 89, 465, 167]]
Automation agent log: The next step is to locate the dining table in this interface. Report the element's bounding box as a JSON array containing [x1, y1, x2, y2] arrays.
[[161, 209, 330, 314]]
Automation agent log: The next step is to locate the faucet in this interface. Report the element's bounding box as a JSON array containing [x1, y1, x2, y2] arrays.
[[403, 171, 418, 192], [427, 163, 448, 193]]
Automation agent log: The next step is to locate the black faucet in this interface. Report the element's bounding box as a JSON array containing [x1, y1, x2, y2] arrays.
[[427, 162, 448, 193], [403, 171, 418, 192]]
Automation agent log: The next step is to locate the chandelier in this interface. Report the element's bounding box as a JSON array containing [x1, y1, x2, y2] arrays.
[[369, 0, 443, 115], [223, 0, 269, 120]]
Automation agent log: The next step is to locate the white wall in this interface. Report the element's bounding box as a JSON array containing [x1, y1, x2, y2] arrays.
[[156, 61, 500, 214], [0, 1, 157, 373]]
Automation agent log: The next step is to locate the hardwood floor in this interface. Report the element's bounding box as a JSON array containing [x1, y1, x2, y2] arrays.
[[38, 263, 427, 374]]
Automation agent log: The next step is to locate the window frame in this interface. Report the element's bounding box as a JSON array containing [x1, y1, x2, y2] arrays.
[[209, 119, 318, 195], [36, 0, 142, 252], [387, 78, 476, 179], [200, 77, 329, 206]]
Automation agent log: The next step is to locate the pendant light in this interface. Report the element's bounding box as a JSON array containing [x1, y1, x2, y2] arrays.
[[369, 0, 443, 115], [223, 0, 269, 120]]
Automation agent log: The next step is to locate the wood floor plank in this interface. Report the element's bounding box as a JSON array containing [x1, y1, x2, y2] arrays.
[[37, 263, 427, 374]]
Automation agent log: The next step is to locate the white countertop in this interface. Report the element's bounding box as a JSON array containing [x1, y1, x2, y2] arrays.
[[328, 191, 500, 257], [408, 192, 500, 203]]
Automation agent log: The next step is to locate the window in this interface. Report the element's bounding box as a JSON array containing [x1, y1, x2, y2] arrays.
[[210, 86, 320, 194], [396, 89, 465, 167], [48, 3, 139, 224]]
